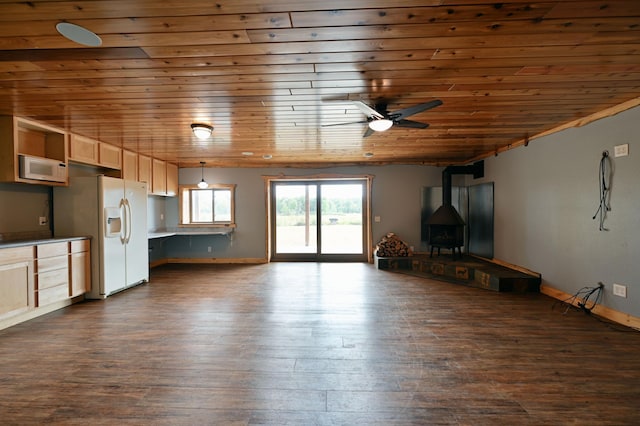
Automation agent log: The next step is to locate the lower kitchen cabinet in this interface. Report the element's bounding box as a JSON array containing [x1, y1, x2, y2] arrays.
[[36, 242, 69, 307], [70, 240, 90, 297], [0, 238, 90, 330], [0, 246, 34, 321]]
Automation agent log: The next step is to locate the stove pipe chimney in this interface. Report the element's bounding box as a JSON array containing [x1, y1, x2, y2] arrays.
[[441, 160, 484, 206]]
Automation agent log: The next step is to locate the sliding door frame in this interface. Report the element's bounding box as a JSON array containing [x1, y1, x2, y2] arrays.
[[263, 174, 374, 263]]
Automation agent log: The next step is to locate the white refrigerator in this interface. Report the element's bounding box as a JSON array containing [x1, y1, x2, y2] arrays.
[[54, 175, 148, 299]]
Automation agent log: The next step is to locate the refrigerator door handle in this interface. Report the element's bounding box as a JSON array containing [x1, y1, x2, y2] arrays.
[[124, 198, 133, 244], [119, 199, 127, 245]]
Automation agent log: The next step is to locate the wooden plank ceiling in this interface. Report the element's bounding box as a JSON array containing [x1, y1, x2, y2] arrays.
[[1, 0, 640, 168]]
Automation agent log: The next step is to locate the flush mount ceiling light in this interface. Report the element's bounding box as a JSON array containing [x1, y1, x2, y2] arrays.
[[191, 123, 213, 140], [197, 161, 208, 189], [56, 22, 102, 47], [368, 118, 393, 132]]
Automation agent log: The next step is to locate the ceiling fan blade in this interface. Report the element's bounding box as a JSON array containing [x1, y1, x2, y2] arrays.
[[322, 120, 368, 127], [393, 99, 443, 120], [353, 101, 384, 119], [363, 126, 375, 138], [394, 119, 429, 129]]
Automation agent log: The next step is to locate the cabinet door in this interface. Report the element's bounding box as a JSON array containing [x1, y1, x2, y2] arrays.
[[152, 158, 167, 195], [122, 150, 138, 181], [0, 261, 33, 319], [70, 251, 90, 297], [0, 246, 35, 320], [69, 134, 99, 165], [99, 143, 122, 169], [166, 162, 178, 196], [138, 154, 152, 193]]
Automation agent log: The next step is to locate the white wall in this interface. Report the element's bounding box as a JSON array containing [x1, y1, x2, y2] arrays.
[[473, 106, 640, 317]]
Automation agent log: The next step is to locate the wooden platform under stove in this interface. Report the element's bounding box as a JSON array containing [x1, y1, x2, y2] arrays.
[[376, 253, 541, 293]]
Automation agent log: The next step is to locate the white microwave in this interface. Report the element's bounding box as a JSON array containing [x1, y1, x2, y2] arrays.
[[18, 154, 67, 183]]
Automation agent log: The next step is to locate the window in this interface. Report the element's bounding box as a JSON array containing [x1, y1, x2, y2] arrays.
[[179, 184, 236, 226]]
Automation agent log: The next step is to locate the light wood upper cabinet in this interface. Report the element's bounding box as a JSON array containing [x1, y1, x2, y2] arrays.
[[0, 116, 68, 186], [152, 158, 167, 195], [69, 134, 99, 164], [166, 162, 178, 196], [138, 154, 152, 193], [98, 143, 121, 170], [121, 149, 138, 181], [69, 134, 121, 170]]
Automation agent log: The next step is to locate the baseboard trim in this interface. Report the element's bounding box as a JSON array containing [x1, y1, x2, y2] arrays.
[[0, 297, 78, 331], [540, 284, 640, 331], [151, 258, 268, 267], [470, 254, 541, 278], [149, 259, 169, 268]]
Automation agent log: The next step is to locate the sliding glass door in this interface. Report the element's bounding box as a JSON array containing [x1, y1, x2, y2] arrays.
[[271, 180, 368, 261]]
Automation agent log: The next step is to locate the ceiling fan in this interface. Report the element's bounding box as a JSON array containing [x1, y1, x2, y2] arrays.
[[324, 99, 443, 137]]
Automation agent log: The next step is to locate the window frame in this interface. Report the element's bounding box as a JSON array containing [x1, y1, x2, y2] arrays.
[[178, 183, 237, 228]]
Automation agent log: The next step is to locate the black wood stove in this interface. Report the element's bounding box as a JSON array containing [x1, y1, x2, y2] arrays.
[[427, 161, 484, 260], [427, 204, 465, 259]]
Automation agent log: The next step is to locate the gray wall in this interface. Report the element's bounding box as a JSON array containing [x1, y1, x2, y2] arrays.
[[0, 183, 51, 238], [6, 104, 638, 319], [471, 106, 640, 317], [155, 165, 443, 259]]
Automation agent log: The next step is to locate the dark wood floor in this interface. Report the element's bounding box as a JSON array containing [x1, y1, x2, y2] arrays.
[[1, 263, 639, 425]]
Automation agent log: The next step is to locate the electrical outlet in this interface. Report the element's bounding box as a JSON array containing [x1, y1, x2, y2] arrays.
[[614, 143, 629, 157], [39, 216, 47, 225], [160, 213, 164, 221], [207, 246, 212, 253], [612, 283, 627, 298]]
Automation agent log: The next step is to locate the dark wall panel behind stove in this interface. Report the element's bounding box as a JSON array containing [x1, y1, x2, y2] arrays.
[[468, 182, 494, 258]]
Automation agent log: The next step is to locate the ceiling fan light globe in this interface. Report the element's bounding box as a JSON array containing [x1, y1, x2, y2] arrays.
[[368, 119, 393, 132]]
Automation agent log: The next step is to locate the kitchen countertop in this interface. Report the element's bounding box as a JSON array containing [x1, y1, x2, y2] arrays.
[[148, 228, 234, 239], [0, 231, 234, 247], [0, 236, 90, 250]]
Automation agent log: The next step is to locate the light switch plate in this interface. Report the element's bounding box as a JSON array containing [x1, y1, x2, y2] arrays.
[[614, 143, 629, 157], [613, 283, 627, 298]]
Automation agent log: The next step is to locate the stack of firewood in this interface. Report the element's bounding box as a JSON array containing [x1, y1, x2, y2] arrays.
[[375, 232, 413, 257]]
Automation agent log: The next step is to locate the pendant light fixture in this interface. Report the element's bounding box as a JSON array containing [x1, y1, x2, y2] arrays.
[[191, 123, 213, 140], [197, 161, 208, 189]]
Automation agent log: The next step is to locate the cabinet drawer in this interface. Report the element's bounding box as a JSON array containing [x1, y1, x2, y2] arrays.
[[38, 284, 68, 306], [70, 239, 89, 253], [37, 267, 68, 290], [0, 246, 34, 264], [37, 242, 67, 258], [37, 254, 68, 273]]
